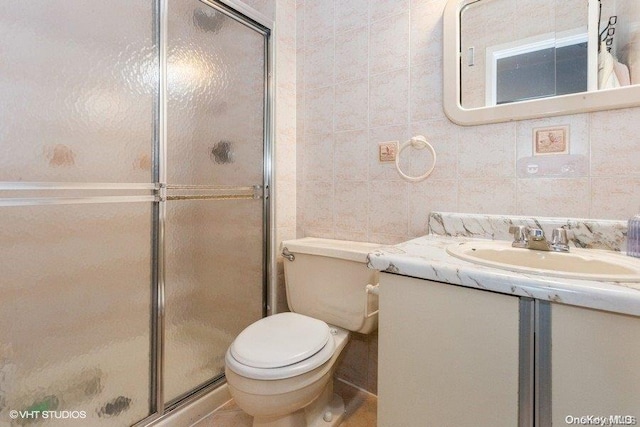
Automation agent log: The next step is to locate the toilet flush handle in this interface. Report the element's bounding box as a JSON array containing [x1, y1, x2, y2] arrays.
[[365, 284, 380, 318], [282, 247, 295, 261]]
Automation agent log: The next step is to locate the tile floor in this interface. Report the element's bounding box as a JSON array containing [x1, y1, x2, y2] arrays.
[[193, 379, 377, 427]]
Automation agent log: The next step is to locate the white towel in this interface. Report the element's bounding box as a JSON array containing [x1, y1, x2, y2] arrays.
[[599, 43, 621, 89]]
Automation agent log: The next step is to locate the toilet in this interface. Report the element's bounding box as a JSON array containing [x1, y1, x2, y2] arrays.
[[225, 238, 380, 427]]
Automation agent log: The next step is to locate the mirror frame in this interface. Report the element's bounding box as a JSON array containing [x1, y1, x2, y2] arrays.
[[443, 0, 640, 125]]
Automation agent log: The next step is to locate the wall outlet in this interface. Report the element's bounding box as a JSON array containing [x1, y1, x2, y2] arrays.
[[379, 141, 398, 162]]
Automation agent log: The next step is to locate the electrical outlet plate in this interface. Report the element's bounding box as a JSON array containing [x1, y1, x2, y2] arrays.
[[379, 141, 398, 162]]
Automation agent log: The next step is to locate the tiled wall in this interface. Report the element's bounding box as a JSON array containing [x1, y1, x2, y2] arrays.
[[296, 0, 640, 247], [295, 0, 640, 393]]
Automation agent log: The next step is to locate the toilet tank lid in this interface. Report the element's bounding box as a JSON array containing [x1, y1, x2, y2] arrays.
[[281, 238, 381, 263]]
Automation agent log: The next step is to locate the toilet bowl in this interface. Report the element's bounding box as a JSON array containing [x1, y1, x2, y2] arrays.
[[224, 238, 380, 427]]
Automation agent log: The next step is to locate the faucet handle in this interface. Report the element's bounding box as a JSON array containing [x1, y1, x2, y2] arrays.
[[528, 227, 545, 241], [509, 225, 528, 248], [551, 228, 570, 252]]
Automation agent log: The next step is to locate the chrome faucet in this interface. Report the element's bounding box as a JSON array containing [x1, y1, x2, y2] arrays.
[[508, 225, 570, 252]]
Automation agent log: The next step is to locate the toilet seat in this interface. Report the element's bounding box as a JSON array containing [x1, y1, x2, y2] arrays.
[[226, 313, 336, 380]]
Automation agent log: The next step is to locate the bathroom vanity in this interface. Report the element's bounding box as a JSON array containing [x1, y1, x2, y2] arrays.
[[369, 215, 640, 427]]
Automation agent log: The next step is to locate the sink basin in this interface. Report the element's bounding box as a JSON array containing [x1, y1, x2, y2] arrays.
[[446, 241, 640, 282]]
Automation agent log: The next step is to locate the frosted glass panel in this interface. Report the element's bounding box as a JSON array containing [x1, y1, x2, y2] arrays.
[[0, 1, 156, 183], [164, 199, 264, 402], [0, 202, 153, 425], [167, 0, 266, 186]]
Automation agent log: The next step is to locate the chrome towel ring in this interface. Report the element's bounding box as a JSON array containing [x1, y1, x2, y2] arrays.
[[395, 135, 437, 182]]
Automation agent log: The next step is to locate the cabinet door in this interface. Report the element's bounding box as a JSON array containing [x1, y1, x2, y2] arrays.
[[551, 304, 640, 424], [378, 273, 520, 427]]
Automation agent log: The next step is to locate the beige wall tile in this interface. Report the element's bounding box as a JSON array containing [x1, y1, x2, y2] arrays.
[[301, 181, 334, 231], [304, 86, 334, 134], [369, 68, 409, 127], [335, 0, 369, 34], [591, 108, 640, 176], [303, 133, 334, 181], [336, 27, 369, 83], [370, 0, 409, 23], [410, 0, 445, 66], [516, 178, 591, 218], [304, 0, 334, 44], [335, 130, 369, 182], [410, 63, 444, 122], [458, 123, 516, 178], [335, 78, 369, 132], [335, 181, 369, 234], [458, 179, 517, 215], [368, 181, 408, 235], [369, 12, 410, 76], [409, 179, 458, 237], [591, 177, 640, 220], [304, 37, 334, 90]]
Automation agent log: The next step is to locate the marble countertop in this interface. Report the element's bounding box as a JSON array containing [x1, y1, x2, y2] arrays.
[[367, 235, 640, 317]]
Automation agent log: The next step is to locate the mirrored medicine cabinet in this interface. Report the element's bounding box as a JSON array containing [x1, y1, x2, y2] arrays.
[[443, 0, 640, 125]]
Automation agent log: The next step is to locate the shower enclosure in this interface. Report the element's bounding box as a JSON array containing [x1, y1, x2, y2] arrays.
[[0, 0, 271, 425]]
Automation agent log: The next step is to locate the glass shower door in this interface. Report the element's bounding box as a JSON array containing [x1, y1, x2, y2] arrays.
[[163, 0, 268, 404], [0, 1, 157, 425]]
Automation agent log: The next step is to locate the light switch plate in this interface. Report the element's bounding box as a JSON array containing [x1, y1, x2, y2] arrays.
[[379, 141, 398, 162]]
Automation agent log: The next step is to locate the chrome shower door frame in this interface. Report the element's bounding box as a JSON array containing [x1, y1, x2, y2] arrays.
[[143, 0, 274, 424]]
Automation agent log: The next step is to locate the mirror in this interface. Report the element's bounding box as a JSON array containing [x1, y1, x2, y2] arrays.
[[443, 0, 640, 125]]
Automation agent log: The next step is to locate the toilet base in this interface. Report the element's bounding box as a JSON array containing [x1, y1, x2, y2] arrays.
[[252, 380, 345, 427]]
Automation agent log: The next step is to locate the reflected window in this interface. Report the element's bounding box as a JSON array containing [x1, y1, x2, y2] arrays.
[[487, 31, 588, 105]]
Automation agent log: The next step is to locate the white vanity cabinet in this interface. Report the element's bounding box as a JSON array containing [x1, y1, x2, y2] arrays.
[[378, 272, 640, 427], [378, 273, 521, 427], [551, 303, 640, 425]]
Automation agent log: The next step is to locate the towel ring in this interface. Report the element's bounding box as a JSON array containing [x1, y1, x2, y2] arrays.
[[395, 135, 437, 182]]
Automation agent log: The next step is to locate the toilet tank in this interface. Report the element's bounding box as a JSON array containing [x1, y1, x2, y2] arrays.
[[280, 238, 380, 334]]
